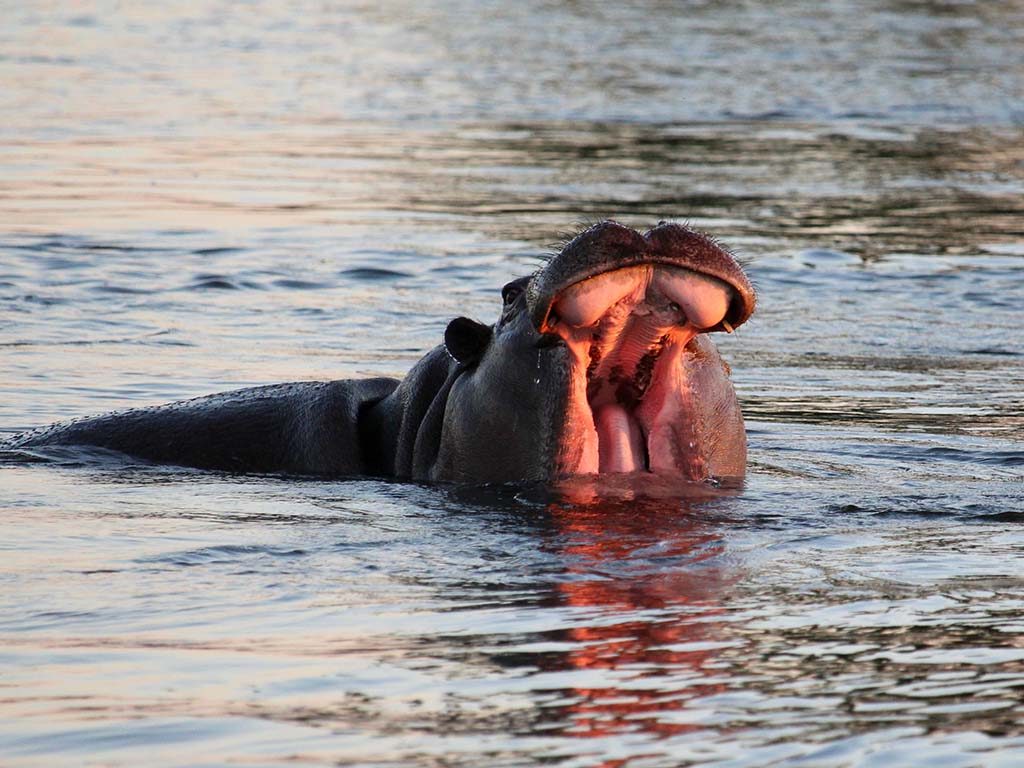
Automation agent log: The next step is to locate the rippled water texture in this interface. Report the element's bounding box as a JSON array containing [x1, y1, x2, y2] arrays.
[[2, 1, 1024, 766]]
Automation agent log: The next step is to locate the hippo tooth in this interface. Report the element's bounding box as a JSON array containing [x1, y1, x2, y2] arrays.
[[594, 403, 645, 473]]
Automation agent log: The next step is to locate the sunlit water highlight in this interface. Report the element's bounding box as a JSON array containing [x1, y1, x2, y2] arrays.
[[2, 1, 1024, 766]]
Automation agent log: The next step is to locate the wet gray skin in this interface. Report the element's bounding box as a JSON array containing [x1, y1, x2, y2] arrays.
[[6, 221, 756, 484]]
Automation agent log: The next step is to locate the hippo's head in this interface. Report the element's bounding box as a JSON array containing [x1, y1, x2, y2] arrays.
[[387, 221, 756, 485]]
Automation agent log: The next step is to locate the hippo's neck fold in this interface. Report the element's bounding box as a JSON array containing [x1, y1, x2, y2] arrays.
[[360, 345, 458, 479]]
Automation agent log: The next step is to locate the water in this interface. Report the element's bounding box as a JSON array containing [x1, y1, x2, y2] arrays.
[[2, 1, 1024, 765]]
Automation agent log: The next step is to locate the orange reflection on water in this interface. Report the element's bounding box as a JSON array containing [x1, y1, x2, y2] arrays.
[[540, 482, 737, 746]]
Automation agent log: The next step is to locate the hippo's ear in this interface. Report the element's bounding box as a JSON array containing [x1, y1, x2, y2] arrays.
[[445, 317, 493, 364]]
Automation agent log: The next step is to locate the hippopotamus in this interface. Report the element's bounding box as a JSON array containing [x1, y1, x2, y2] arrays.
[[7, 221, 756, 484]]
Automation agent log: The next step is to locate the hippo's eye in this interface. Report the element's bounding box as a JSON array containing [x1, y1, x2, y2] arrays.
[[501, 278, 528, 306]]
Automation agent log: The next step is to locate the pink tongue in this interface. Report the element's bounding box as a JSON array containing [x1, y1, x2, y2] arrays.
[[595, 404, 644, 473]]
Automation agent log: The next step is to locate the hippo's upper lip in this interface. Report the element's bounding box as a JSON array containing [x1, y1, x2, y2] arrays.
[[527, 221, 756, 333]]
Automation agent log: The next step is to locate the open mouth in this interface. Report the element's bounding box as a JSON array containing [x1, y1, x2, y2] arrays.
[[529, 221, 755, 479], [542, 264, 735, 476]]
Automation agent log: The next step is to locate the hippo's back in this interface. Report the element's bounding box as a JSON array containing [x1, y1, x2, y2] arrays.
[[8, 378, 399, 476]]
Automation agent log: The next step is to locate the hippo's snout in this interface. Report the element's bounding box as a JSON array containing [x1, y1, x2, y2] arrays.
[[527, 221, 756, 334], [524, 221, 755, 479]]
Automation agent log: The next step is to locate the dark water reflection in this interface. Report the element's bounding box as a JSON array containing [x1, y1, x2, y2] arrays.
[[2, 0, 1024, 765]]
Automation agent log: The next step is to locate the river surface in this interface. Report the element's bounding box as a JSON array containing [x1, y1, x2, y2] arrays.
[[2, 2, 1024, 766]]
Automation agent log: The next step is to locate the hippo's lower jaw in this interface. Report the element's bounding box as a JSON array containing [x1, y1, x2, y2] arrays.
[[542, 263, 743, 480]]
